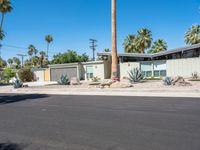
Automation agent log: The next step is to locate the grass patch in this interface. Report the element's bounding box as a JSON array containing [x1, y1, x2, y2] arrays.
[[189, 79, 200, 81], [143, 77, 162, 81]]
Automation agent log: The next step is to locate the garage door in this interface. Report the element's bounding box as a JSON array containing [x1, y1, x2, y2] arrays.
[[50, 67, 77, 81]]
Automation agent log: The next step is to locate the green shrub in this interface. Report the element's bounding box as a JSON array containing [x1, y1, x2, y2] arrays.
[[128, 68, 143, 82], [18, 68, 34, 82], [3, 67, 16, 83], [143, 77, 162, 80], [57, 75, 69, 85]]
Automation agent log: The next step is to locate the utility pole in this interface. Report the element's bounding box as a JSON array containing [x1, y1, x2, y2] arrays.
[[17, 54, 27, 68], [89, 39, 97, 61]]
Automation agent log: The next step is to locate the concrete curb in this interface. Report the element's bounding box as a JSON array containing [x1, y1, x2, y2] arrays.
[[5, 87, 200, 98]]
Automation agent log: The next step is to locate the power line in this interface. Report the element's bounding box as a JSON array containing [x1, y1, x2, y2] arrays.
[[1, 44, 57, 54]]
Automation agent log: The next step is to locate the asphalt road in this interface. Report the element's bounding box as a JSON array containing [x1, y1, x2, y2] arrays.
[[0, 94, 200, 150]]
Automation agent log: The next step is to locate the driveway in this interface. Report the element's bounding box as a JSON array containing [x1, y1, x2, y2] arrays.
[[0, 94, 200, 150]]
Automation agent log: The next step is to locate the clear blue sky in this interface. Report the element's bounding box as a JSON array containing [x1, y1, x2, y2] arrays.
[[1, 0, 200, 60]]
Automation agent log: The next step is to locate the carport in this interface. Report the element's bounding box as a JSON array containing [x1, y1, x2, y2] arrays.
[[49, 63, 83, 81]]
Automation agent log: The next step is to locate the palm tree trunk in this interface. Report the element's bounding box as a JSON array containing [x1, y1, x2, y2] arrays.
[[0, 13, 5, 30], [47, 43, 49, 61], [111, 0, 118, 79]]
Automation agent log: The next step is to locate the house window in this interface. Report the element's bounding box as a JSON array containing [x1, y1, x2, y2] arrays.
[[86, 66, 94, 79], [160, 70, 166, 77], [154, 71, 160, 77]]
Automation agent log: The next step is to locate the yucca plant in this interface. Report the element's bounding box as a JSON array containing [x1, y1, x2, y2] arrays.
[[13, 78, 23, 89], [128, 68, 143, 83], [163, 77, 173, 86], [57, 75, 69, 85]]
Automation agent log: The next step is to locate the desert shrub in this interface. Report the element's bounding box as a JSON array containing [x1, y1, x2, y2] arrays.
[[163, 77, 173, 86], [18, 68, 34, 82], [192, 72, 199, 79], [57, 75, 69, 85], [92, 76, 100, 82], [13, 78, 23, 89], [3, 67, 16, 83], [128, 68, 143, 82]]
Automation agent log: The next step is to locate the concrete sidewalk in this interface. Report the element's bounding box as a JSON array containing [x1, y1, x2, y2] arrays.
[[2, 86, 199, 98]]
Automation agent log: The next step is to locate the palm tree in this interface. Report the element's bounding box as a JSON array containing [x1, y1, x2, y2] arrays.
[[45, 34, 53, 61], [0, 0, 12, 30], [136, 28, 152, 53], [28, 44, 37, 57], [185, 25, 200, 45], [39, 51, 46, 68], [148, 39, 168, 54], [104, 48, 111, 52], [28, 45, 38, 67], [123, 35, 138, 53], [111, 0, 118, 79], [13, 57, 21, 69], [0, 28, 4, 40], [7, 58, 13, 66]]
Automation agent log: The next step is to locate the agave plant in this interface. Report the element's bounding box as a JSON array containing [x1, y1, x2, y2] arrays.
[[192, 72, 199, 80], [163, 77, 173, 86], [13, 78, 23, 89], [57, 75, 69, 85], [128, 68, 143, 83]]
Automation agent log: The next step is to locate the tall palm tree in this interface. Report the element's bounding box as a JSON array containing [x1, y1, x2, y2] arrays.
[[136, 28, 152, 53], [185, 25, 200, 45], [123, 35, 138, 53], [148, 39, 168, 54], [0, 0, 12, 30], [45, 34, 53, 61], [111, 0, 118, 79]]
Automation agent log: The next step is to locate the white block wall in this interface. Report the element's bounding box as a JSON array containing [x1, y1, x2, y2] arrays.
[[167, 57, 200, 77], [120, 62, 140, 78]]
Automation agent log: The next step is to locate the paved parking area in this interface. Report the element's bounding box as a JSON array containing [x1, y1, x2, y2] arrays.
[[0, 94, 200, 150]]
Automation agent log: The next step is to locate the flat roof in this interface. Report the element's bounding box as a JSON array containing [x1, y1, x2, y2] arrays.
[[97, 43, 200, 58]]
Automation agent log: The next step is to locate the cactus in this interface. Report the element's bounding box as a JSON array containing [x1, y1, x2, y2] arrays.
[[128, 68, 143, 82], [163, 77, 173, 86], [57, 75, 69, 85], [13, 79, 23, 89]]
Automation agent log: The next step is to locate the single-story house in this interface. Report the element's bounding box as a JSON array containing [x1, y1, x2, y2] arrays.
[[34, 44, 200, 82], [48, 60, 111, 81], [98, 43, 200, 79]]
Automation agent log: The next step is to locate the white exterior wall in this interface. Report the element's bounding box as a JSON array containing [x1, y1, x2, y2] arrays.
[[93, 63, 105, 80], [33, 69, 45, 82], [83, 62, 105, 80], [167, 57, 200, 77], [120, 62, 140, 79]]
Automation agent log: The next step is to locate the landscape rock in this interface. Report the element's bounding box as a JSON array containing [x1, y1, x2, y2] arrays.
[[172, 76, 192, 86], [70, 77, 80, 85], [110, 81, 133, 88]]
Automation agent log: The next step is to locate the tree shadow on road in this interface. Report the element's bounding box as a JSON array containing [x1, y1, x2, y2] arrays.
[[0, 94, 49, 105], [0, 143, 26, 150]]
